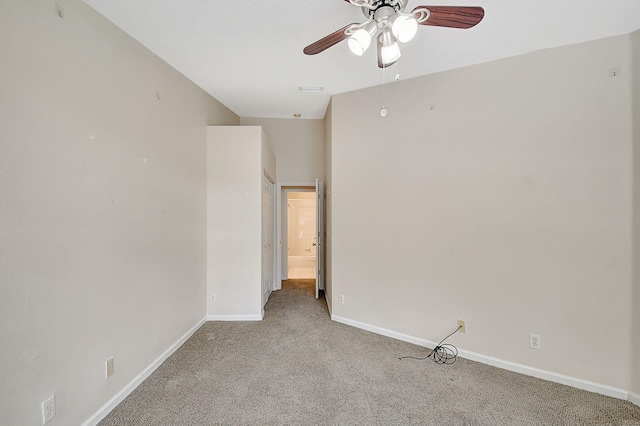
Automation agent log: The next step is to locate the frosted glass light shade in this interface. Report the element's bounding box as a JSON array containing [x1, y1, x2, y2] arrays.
[[392, 15, 418, 43], [381, 42, 401, 64], [348, 29, 372, 56], [379, 30, 401, 65]]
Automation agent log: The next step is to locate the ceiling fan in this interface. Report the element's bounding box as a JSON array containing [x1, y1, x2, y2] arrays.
[[303, 0, 484, 68]]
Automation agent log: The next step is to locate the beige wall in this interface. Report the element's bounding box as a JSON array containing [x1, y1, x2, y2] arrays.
[[240, 117, 324, 182], [0, 0, 239, 424], [207, 126, 274, 318], [324, 101, 333, 311], [632, 29, 640, 397], [330, 35, 634, 390]]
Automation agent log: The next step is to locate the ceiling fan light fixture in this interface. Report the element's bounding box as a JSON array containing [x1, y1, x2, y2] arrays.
[[303, 2, 486, 69], [347, 20, 377, 56], [381, 42, 401, 64], [379, 31, 401, 65], [347, 28, 372, 56], [392, 15, 418, 43]]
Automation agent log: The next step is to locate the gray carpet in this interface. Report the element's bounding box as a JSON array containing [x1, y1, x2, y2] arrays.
[[99, 280, 640, 425]]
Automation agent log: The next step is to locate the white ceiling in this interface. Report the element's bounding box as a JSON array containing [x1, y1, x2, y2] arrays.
[[83, 0, 640, 119]]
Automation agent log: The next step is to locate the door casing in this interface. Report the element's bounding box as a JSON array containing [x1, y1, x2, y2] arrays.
[[276, 182, 316, 290]]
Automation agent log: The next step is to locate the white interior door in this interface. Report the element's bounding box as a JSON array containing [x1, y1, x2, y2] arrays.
[[315, 179, 325, 299]]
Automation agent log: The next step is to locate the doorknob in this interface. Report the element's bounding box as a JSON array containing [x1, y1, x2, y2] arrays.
[[312, 243, 316, 246]]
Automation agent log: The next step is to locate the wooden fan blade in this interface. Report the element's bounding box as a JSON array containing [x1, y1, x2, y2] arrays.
[[413, 6, 484, 29], [303, 23, 359, 55], [377, 36, 397, 69]]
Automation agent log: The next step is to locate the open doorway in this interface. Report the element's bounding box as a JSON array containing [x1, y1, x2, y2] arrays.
[[287, 191, 316, 279], [277, 182, 325, 298]]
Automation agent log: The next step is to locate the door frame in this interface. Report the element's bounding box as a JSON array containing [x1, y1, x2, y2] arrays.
[[276, 181, 316, 290], [315, 179, 325, 299], [262, 172, 276, 309]]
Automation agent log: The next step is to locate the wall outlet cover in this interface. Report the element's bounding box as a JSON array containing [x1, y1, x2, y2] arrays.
[[529, 333, 541, 350], [42, 395, 56, 424], [106, 357, 115, 378]]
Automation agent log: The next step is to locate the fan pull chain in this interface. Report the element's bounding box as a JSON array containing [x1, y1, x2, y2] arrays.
[[380, 65, 388, 117]]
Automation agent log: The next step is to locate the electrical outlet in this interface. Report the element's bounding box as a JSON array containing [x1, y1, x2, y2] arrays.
[[457, 319, 466, 333], [106, 357, 115, 378], [529, 333, 541, 350], [210, 293, 216, 303], [42, 395, 55, 424], [338, 294, 344, 304]]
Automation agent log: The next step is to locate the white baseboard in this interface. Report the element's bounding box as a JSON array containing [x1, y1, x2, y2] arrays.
[[456, 348, 627, 400], [629, 391, 640, 407], [331, 315, 629, 401], [81, 317, 206, 426], [332, 315, 439, 348], [207, 314, 263, 321]]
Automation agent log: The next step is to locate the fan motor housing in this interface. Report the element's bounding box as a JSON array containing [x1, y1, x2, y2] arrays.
[[361, 0, 408, 18]]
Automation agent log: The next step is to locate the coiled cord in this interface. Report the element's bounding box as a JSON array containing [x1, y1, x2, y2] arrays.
[[399, 325, 462, 364]]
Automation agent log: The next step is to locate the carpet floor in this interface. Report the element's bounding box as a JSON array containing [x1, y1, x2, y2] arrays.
[[99, 279, 640, 425]]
